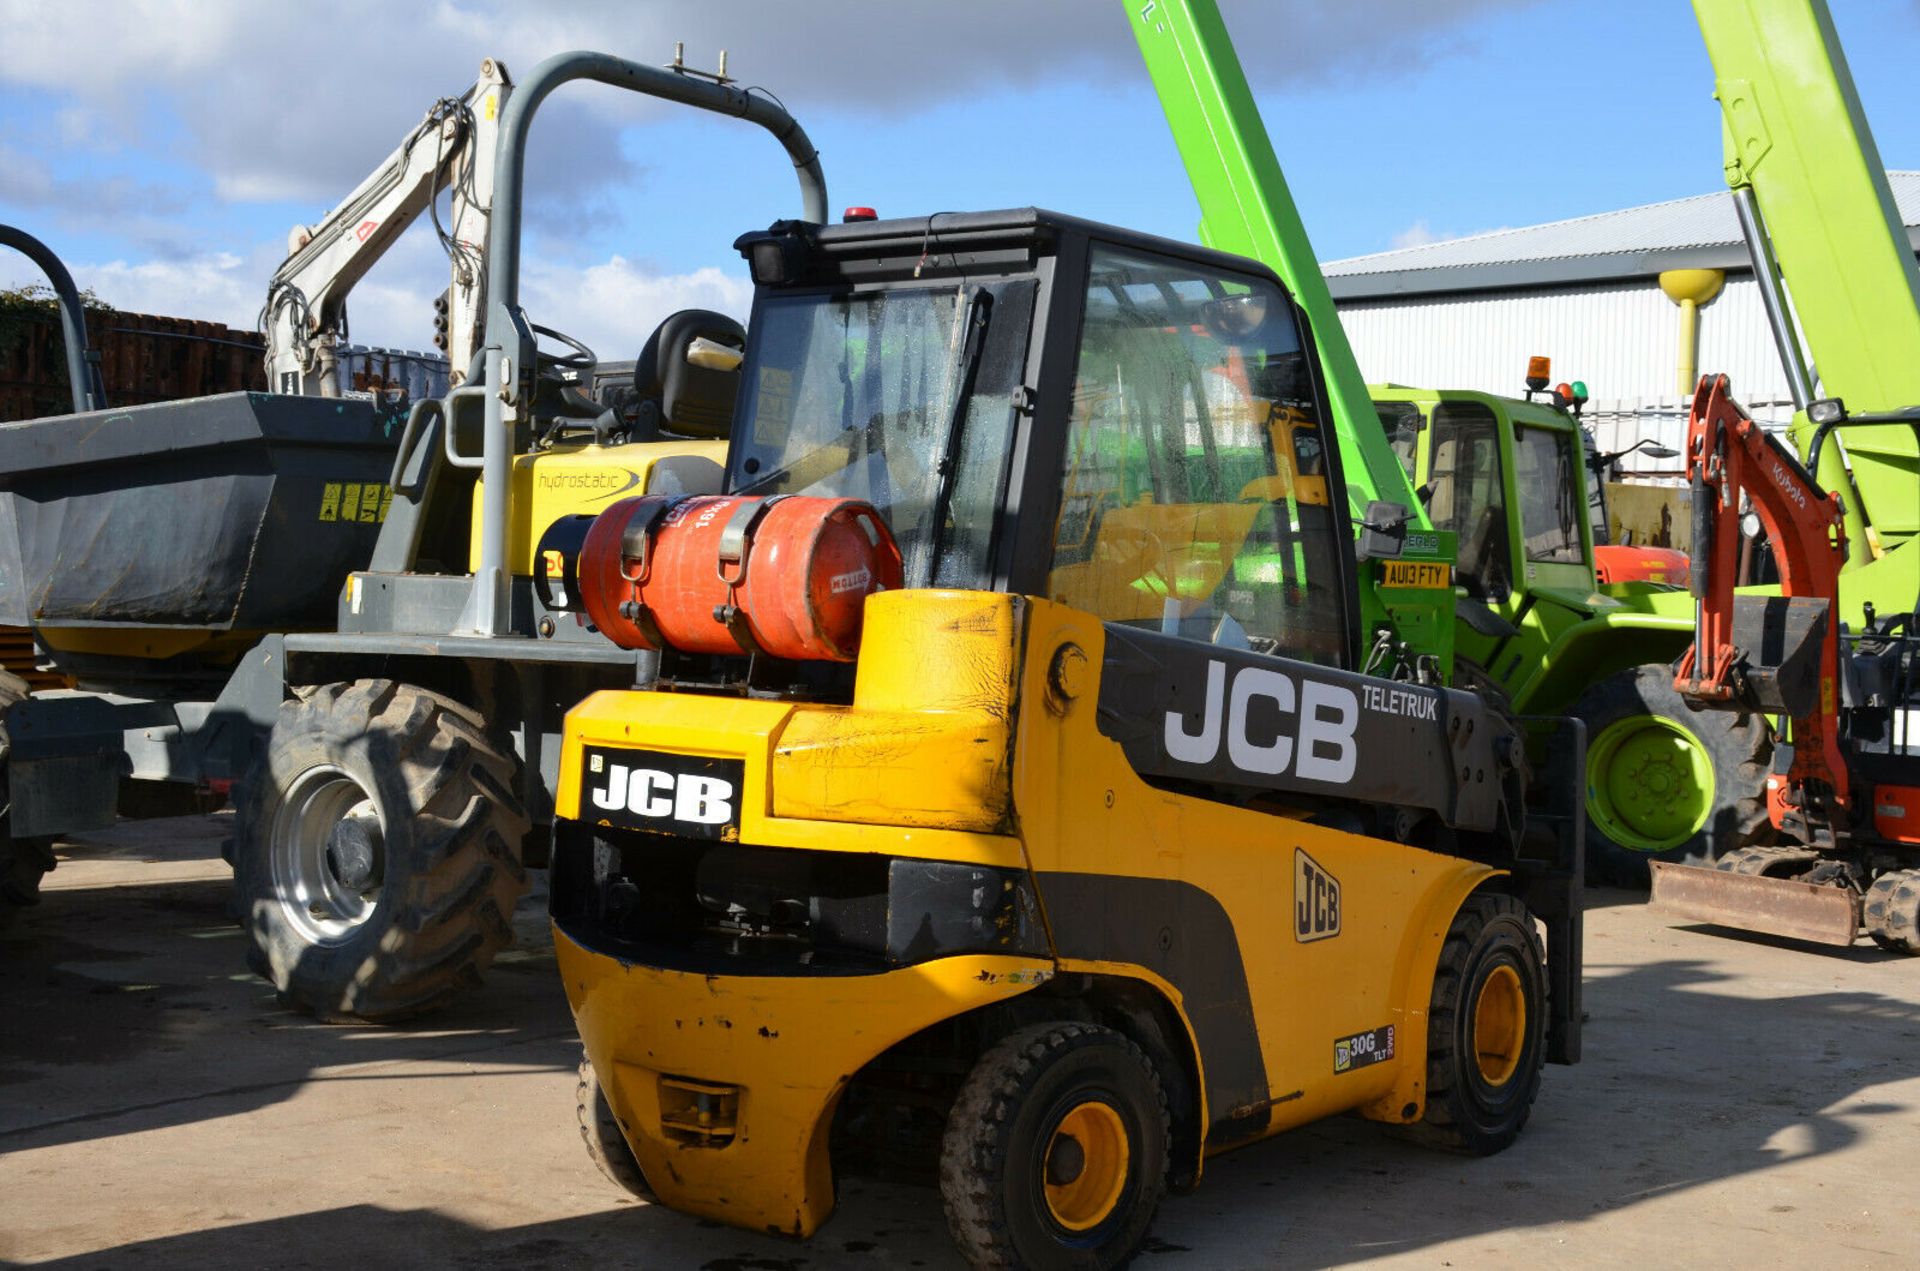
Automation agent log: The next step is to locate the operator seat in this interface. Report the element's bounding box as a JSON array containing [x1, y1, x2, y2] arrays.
[[630, 308, 747, 441]]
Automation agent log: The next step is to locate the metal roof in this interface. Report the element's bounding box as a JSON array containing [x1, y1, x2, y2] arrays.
[[1326, 172, 1920, 300]]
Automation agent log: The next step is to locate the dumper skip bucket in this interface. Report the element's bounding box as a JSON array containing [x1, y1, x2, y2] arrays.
[[0, 392, 401, 646]]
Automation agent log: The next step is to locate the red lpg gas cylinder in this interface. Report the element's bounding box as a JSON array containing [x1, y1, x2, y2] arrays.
[[575, 494, 902, 661]]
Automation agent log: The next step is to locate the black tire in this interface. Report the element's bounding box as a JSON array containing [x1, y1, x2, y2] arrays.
[[1569, 664, 1772, 886], [1864, 869, 1920, 955], [1410, 892, 1547, 1156], [940, 1022, 1169, 1271], [577, 1052, 655, 1199], [233, 679, 530, 1021], [0, 670, 56, 932]]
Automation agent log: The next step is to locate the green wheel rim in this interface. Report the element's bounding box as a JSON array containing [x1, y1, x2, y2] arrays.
[[1585, 713, 1715, 853]]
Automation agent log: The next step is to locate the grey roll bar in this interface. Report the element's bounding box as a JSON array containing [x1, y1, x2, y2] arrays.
[[462, 51, 827, 636], [1, 224, 109, 414]]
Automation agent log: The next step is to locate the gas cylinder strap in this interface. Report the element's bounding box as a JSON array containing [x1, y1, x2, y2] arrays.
[[713, 495, 792, 656], [715, 495, 790, 589], [618, 494, 693, 585]]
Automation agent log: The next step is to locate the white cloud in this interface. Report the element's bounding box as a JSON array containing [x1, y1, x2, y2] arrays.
[[523, 257, 751, 362], [0, 0, 1533, 209], [68, 252, 257, 325], [7, 234, 751, 364], [1391, 220, 1443, 249], [1384, 220, 1513, 252]]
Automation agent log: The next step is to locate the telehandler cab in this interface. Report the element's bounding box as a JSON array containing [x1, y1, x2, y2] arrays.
[[548, 209, 1584, 1268], [1128, 0, 1756, 887]]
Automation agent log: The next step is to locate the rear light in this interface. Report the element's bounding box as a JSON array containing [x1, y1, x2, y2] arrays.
[[540, 494, 902, 662]]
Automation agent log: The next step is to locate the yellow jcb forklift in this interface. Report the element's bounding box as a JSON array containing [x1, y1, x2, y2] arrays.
[[544, 210, 1583, 1267]]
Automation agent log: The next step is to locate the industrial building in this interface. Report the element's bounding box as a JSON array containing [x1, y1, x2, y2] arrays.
[[1325, 173, 1920, 470]]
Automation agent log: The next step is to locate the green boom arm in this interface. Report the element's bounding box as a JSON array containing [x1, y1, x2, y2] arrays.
[[1123, 0, 1452, 669], [1694, 0, 1920, 557], [1123, 0, 1425, 525]]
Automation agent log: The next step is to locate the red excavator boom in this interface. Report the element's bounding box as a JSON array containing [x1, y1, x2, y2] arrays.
[[1672, 374, 1851, 834]]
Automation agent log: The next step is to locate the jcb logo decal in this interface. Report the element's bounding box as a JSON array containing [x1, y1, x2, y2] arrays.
[[1294, 848, 1340, 942], [1164, 659, 1359, 784], [582, 746, 744, 840], [590, 761, 734, 825]]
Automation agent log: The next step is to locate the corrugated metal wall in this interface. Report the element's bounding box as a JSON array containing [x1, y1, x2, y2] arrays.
[[1339, 274, 1790, 405], [1337, 273, 1795, 473]]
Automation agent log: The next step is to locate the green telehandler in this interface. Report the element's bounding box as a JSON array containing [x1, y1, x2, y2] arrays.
[[1125, 0, 1769, 882]]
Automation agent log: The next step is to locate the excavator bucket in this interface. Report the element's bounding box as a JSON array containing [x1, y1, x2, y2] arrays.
[[1648, 860, 1861, 946]]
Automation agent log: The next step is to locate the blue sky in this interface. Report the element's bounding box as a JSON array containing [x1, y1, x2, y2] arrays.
[[3, 0, 1918, 359]]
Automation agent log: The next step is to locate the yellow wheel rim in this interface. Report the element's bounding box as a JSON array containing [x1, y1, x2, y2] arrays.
[[1473, 963, 1527, 1087], [1043, 1101, 1130, 1232]]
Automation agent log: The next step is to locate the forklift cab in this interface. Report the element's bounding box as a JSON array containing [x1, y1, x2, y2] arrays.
[[727, 208, 1357, 669]]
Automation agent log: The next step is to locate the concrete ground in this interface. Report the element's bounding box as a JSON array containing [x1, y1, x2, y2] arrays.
[[3, 818, 1918, 1270]]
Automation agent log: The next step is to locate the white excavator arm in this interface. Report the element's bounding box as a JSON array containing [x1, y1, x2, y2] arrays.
[[262, 57, 511, 395]]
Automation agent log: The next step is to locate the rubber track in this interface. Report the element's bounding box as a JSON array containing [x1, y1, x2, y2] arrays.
[[1865, 869, 1920, 954]]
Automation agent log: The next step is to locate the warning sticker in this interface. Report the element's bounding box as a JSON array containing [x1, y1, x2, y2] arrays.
[[318, 481, 391, 523]]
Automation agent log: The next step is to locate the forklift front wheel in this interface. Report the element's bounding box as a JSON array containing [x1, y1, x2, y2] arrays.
[[1411, 892, 1547, 1156], [234, 680, 530, 1022], [941, 1022, 1170, 1270]]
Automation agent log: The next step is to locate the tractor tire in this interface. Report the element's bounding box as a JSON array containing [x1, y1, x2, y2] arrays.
[[1864, 869, 1920, 955], [1569, 664, 1771, 886], [940, 1022, 1170, 1271], [233, 679, 530, 1022], [0, 670, 56, 932], [576, 1052, 655, 1199], [1408, 892, 1547, 1156]]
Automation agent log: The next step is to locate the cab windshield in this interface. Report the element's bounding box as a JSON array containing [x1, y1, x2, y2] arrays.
[[1515, 425, 1584, 565], [728, 281, 1032, 588]]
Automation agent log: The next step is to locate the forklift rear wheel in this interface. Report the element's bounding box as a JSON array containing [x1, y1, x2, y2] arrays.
[[940, 1022, 1169, 1270], [1571, 665, 1771, 886], [576, 1052, 655, 1199], [1411, 892, 1547, 1155], [1864, 869, 1920, 955], [234, 680, 530, 1021], [0, 670, 56, 931]]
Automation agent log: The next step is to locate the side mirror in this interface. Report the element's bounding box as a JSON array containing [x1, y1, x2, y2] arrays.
[[1356, 499, 1412, 560]]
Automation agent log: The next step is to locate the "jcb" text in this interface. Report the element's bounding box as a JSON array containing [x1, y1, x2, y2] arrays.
[[590, 764, 734, 825]]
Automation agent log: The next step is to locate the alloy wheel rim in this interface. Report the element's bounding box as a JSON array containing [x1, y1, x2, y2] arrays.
[[268, 765, 386, 946]]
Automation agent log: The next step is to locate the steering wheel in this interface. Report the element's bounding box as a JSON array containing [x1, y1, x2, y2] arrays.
[[530, 322, 597, 372]]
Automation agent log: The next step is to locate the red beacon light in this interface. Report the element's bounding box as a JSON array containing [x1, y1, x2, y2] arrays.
[[842, 207, 878, 223]]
